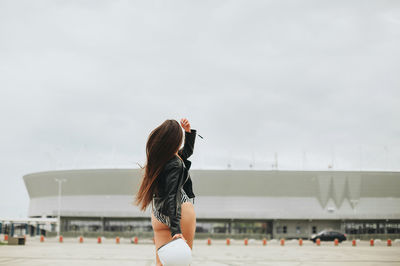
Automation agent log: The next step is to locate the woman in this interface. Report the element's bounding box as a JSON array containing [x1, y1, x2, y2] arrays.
[[135, 118, 197, 266]]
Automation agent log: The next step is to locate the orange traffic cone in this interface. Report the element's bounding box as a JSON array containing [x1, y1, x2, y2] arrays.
[[280, 238, 285, 246], [262, 238, 267, 246], [299, 238, 303, 246], [226, 238, 230, 245]]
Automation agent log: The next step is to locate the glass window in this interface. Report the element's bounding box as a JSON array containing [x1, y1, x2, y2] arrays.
[[276, 226, 282, 234], [213, 222, 228, 234], [69, 220, 102, 232], [196, 222, 231, 234], [195, 222, 213, 233], [386, 223, 399, 234], [312, 226, 317, 234], [283, 226, 287, 234], [66, 219, 152, 233], [231, 221, 267, 234], [365, 223, 376, 234], [377, 223, 385, 234]]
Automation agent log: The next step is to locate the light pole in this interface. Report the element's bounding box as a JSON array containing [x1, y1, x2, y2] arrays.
[[55, 178, 67, 238]]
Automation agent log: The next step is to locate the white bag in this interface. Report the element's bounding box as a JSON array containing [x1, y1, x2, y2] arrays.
[[157, 238, 192, 266]]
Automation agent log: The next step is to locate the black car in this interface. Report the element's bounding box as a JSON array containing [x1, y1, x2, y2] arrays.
[[311, 230, 347, 242]]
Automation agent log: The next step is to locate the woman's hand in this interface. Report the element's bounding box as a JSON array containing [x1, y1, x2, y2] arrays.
[[172, 233, 186, 242], [180, 118, 191, 133]]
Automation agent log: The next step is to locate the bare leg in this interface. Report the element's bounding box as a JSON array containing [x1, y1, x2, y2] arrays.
[[180, 202, 196, 249], [152, 213, 171, 266], [151, 202, 196, 265]]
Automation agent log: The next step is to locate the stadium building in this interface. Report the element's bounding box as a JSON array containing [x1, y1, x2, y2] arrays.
[[19, 169, 400, 239]]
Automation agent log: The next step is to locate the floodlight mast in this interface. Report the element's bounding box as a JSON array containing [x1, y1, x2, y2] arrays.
[[55, 178, 67, 238]]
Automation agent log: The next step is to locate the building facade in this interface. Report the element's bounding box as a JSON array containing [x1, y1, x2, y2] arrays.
[[22, 169, 400, 239]]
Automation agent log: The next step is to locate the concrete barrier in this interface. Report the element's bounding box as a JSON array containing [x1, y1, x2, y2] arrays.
[[7, 237, 25, 245]]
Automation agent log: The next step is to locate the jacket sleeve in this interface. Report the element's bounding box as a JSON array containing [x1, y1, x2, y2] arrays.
[[178, 129, 197, 160], [164, 160, 183, 237]]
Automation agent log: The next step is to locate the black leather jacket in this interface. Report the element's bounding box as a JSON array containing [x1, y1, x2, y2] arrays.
[[152, 129, 196, 237]]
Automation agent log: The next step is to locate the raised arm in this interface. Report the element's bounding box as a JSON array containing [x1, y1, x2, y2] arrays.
[[178, 118, 196, 160]]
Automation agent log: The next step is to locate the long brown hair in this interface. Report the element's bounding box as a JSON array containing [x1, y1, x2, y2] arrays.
[[135, 119, 183, 211]]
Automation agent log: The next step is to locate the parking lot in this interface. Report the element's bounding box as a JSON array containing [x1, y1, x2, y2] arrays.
[[0, 237, 399, 266]]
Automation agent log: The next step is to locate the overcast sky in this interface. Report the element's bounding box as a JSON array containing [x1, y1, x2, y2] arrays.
[[1, 0, 399, 218]]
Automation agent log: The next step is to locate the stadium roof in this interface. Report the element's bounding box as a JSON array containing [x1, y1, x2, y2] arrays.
[[23, 169, 400, 220]]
